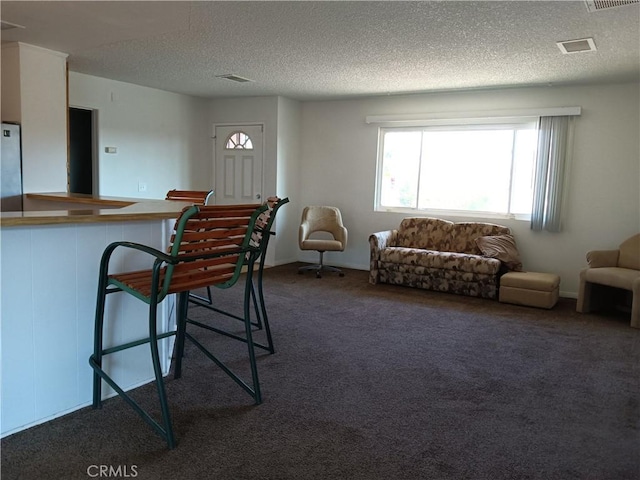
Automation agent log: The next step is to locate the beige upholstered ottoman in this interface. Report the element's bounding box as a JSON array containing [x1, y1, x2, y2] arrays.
[[499, 272, 560, 309]]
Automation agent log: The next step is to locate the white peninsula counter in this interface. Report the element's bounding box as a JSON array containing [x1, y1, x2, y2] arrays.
[[1, 193, 192, 437]]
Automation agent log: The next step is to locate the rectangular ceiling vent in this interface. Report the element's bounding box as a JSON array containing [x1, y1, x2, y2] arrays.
[[215, 74, 253, 83], [585, 0, 639, 12], [557, 38, 597, 54]]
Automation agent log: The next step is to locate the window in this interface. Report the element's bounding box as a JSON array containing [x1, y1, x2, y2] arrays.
[[225, 131, 253, 150], [376, 120, 538, 218]]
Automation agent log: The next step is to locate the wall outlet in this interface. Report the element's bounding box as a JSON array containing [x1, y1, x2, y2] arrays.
[[138, 182, 147, 192]]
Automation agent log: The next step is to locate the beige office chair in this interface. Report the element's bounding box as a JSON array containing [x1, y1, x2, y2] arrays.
[[298, 206, 348, 278]]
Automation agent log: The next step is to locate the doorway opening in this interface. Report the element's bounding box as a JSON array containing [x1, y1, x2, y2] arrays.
[[69, 107, 96, 195]]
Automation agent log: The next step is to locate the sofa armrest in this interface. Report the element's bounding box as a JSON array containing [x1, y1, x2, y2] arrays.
[[368, 230, 397, 284], [370, 230, 397, 251], [586, 249, 619, 268]]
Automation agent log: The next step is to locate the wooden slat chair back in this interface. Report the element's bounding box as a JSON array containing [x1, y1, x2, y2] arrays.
[[165, 189, 214, 205], [108, 203, 264, 301], [89, 202, 268, 449], [183, 197, 290, 359]]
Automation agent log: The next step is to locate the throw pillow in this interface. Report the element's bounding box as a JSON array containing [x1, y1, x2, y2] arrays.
[[475, 234, 523, 271]]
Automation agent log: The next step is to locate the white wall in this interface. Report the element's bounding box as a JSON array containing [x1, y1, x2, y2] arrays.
[[64, 82, 300, 266], [275, 97, 302, 265], [299, 82, 640, 297], [64, 76, 639, 296], [69, 72, 210, 199], [209, 95, 279, 198], [208, 96, 303, 266], [1, 43, 68, 193], [209, 96, 283, 265]]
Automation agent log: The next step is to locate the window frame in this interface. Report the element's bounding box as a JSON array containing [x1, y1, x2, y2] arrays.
[[374, 117, 539, 221]]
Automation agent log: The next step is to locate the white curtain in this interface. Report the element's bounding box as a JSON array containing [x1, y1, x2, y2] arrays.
[[531, 116, 570, 232]]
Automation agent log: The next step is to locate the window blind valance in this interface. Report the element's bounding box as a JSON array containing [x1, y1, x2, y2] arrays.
[[365, 107, 581, 125]]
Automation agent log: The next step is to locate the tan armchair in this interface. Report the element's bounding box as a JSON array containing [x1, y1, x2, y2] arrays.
[[576, 233, 640, 328]]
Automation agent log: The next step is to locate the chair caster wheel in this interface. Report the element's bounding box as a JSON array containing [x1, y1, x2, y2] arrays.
[[298, 270, 303, 275], [339, 273, 345, 277], [316, 272, 321, 278]]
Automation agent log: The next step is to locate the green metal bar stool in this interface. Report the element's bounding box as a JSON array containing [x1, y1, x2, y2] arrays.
[[89, 202, 269, 449]]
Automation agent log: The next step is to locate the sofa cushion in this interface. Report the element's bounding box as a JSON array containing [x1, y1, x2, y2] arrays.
[[475, 234, 523, 271], [584, 267, 640, 291], [378, 265, 500, 299], [379, 247, 502, 274], [447, 222, 512, 254], [396, 217, 452, 250]]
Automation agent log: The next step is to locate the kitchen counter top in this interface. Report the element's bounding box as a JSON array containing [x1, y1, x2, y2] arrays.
[[0, 192, 192, 227]]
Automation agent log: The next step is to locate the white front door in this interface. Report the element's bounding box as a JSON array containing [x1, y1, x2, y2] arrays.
[[214, 124, 263, 205]]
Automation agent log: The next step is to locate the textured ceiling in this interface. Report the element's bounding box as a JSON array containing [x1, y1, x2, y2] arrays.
[[1, 1, 639, 100]]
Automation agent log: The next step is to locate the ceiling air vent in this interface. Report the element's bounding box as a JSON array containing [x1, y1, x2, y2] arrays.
[[215, 74, 253, 83], [585, 0, 639, 12], [557, 38, 597, 54]]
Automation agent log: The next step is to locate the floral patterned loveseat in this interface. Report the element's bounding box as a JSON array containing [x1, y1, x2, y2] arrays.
[[369, 217, 512, 299]]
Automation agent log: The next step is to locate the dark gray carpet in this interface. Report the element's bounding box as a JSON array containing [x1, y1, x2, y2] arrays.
[[2, 264, 639, 480]]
